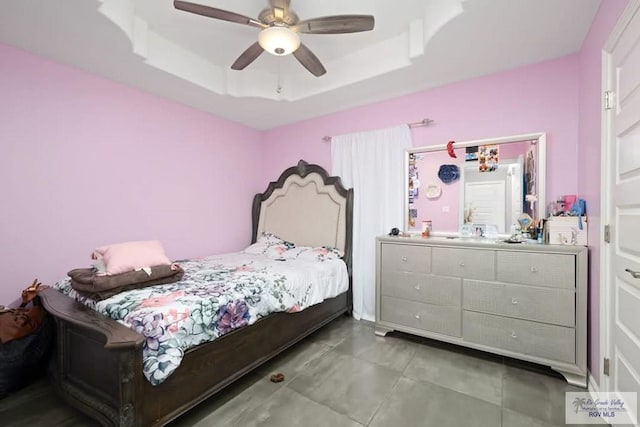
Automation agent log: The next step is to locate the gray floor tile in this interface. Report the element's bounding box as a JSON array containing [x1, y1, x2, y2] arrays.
[[257, 339, 333, 381], [232, 387, 364, 427], [403, 342, 505, 405], [334, 325, 418, 372], [502, 366, 585, 426], [0, 379, 97, 427], [306, 316, 369, 348], [503, 408, 562, 427], [170, 371, 281, 426], [502, 407, 604, 427], [370, 376, 501, 427], [287, 351, 401, 425]]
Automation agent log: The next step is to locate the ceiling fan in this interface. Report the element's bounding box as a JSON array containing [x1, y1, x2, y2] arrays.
[[173, 0, 375, 77]]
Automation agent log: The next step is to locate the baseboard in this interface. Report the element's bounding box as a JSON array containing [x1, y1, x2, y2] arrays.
[[587, 372, 616, 425], [588, 370, 601, 395]]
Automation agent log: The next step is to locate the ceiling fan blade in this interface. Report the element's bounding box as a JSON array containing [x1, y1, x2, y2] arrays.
[[293, 43, 326, 77], [231, 42, 264, 70], [174, 1, 265, 29], [293, 15, 374, 34]]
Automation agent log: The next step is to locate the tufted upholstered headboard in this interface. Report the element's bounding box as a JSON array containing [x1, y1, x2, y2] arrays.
[[252, 160, 353, 273]]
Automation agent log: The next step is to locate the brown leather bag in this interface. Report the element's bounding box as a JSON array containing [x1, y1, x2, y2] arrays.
[[0, 279, 47, 344]]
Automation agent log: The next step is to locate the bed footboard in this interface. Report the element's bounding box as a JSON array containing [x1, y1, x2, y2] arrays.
[[39, 287, 145, 426], [40, 287, 349, 427]]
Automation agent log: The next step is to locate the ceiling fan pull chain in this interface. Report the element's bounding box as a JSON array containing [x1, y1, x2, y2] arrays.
[[276, 57, 283, 94]]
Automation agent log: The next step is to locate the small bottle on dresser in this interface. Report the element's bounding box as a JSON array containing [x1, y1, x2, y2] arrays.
[[537, 219, 545, 243]]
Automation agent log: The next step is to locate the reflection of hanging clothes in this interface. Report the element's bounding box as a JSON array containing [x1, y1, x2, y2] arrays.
[[409, 161, 419, 221], [525, 149, 535, 194], [522, 173, 528, 214], [523, 148, 535, 215]]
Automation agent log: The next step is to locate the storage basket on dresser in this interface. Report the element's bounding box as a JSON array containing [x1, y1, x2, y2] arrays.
[[375, 236, 588, 387]]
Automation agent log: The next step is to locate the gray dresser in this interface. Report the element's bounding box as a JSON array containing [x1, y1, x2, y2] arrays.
[[375, 236, 588, 387]]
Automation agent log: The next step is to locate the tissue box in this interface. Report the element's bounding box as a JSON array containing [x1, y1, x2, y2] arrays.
[[546, 216, 588, 245]]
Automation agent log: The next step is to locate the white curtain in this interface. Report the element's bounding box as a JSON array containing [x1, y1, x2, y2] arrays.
[[331, 125, 412, 321]]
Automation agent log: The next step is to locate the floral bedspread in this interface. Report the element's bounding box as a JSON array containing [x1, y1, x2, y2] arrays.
[[53, 252, 348, 385]]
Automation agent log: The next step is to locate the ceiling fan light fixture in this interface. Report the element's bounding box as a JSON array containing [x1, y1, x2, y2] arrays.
[[258, 26, 300, 56]]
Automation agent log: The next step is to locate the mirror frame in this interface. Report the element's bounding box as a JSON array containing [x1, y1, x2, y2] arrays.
[[404, 132, 546, 236]]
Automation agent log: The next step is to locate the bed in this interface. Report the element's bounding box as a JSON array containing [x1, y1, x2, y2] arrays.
[[38, 160, 353, 427]]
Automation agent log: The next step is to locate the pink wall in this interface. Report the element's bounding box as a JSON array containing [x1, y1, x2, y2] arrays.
[[577, 0, 629, 386], [412, 150, 461, 232], [262, 55, 581, 210], [0, 44, 263, 305]]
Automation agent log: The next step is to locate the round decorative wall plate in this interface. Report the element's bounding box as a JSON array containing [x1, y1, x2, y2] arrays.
[[438, 164, 460, 183], [425, 184, 442, 199]]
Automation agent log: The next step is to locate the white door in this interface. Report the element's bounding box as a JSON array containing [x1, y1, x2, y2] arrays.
[[603, 1, 640, 424], [464, 181, 506, 232]]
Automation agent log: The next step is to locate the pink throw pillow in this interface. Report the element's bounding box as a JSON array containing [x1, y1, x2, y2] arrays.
[[92, 240, 171, 275]]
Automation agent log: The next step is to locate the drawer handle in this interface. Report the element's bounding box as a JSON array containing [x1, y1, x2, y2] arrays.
[[414, 314, 421, 320], [511, 298, 518, 305], [459, 262, 465, 267], [625, 268, 640, 279], [530, 266, 537, 273], [402, 256, 408, 262], [414, 285, 421, 291], [511, 332, 517, 339]]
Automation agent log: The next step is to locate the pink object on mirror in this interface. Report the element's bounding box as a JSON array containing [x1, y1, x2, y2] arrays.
[[563, 195, 577, 211]]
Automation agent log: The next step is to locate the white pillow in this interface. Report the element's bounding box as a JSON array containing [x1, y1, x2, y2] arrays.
[[243, 232, 294, 257], [282, 246, 344, 262]]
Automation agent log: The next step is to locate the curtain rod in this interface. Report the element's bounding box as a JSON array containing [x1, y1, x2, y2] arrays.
[[322, 118, 434, 142]]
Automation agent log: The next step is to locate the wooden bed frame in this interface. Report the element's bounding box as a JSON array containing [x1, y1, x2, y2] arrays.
[[39, 160, 353, 427]]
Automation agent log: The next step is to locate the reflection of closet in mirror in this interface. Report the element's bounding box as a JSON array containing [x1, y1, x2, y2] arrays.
[[405, 132, 546, 235], [461, 141, 531, 233]]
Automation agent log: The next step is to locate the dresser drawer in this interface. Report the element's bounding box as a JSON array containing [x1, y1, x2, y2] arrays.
[[497, 252, 575, 289], [463, 311, 575, 363], [463, 280, 575, 327], [432, 247, 495, 280], [381, 272, 461, 306], [381, 243, 431, 274], [381, 296, 461, 337]]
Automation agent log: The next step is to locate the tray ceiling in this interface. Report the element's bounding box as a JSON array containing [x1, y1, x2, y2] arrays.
[[0, 0, 600, 129]]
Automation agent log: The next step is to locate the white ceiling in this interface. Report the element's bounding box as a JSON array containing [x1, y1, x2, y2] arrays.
[[0, 0, 601, 130]]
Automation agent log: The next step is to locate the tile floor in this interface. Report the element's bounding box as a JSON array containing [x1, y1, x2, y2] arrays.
[[0, 316, 601, 426]]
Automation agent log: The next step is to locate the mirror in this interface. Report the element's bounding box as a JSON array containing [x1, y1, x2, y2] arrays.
[[405, 132, 546, 236]]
